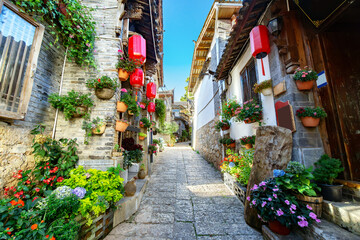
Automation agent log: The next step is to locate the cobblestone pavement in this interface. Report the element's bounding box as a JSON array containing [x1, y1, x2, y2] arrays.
[[105, 145, 262, 240]]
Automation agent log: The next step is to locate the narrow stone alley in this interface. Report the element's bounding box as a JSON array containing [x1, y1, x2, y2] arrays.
[[105, 145, 262, 240]]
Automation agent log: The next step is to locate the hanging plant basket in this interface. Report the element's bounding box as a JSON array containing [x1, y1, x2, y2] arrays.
[[92, 124, 106, 135], [95, 88, 115, 100], [116, 120, 129, 132], [139, 136, 146, 141], [117, 101, 128, 113], [72, 106, 88, 118], [300, 117, 320, 127], [268, 220, 291, 235], [244, 143, 253, 149], [228, 142, 236, 148], [296, 80, 315, 91], [261, 87, 272, 96], [221, 125, 230, 131], [118, 69, 129, 81]]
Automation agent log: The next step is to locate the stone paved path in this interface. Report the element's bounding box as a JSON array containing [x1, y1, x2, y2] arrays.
[[105, 145, 262, 240]]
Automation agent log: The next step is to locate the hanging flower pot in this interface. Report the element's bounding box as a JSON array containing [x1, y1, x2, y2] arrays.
[[261, 88, 272, 96], [139, 135, 146, 141], [268, 220, 291, 235], [244, 143, 253, 149], [117, 101, 128, 113], [296, 107, 327, 127], [228, 142, 236, 148], [116, 120, 129, 132], [300, 117, 320, 127], [72, 106, 88, 118], [254, 80, 272, 96], [92, 124, 106, 135], [95, 88, 115, 100], [293, 67, 318, 91], [118, 69, 129, 81], [296, 80, 315, 91]]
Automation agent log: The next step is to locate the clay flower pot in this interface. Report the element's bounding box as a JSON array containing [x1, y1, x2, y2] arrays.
[[296, 80, 315, 91], [124, 179, 136, 197], [268, 220, 290, 235], [138, 169, 146, 179], [300, 117, 320, 127], [118, 69, 129, 81], [72, 106, 88, 118], [139, 123, 145, 128], [221, 125, 230, 131], [228, 142, 236, 148], [92, 124, 106, 135], [117, 101, 128, 113], [261, 88, 272, 96], [244, 143, 253, 149], [95, 88, 115, 100], [116, 120, 129, 132], [139, 135, 146, 141]]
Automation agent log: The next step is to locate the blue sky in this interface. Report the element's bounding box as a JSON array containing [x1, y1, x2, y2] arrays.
[[162, 0, 213, 101]]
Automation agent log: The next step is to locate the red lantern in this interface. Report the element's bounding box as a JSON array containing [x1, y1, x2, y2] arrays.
[[148, 102, 156, 113], [130, 68, 144, 89], [129, 35, 146, 65], [250, 25, 270, 76], [146, 82, 157, 100]]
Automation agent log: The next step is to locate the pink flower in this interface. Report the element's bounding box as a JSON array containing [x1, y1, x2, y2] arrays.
[[94, 50, 97, 53], [309, 212, 317, 220], [298, 220, 309, 228], [276, 209, 284, 216], [314, 112, 317, 116], [247, 196, 251, 201], [77, 25, 81, 29], [255, 105, 260, 108], [140, 104, 145, 109], [268, 197, 272, 201], [273, 188, 279, 192], [316, 218, 321, 223], [86, 43, 91, 47], [259, 181, 266, 187], [245, 107, 249, 110], [306, 205, 312, 210], [69, 34, 74, 39], [121, 88, 127, 93], [118, 49, 123, 53], [290, 209, 295, 214], [273, 193, 277, 199], [252, 200, 256, 205], [251, 184, 258, 191], [86, 49, 89, 52], [120, 57, 124, 60], [261, 201, 267, 207], [290, 204, 297, 210], [285, 200, 290, 205]]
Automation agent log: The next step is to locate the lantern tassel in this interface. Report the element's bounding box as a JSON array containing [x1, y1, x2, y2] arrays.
[[261, 58, 265, 76]]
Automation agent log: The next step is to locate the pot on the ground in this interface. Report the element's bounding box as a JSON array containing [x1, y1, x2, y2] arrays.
[[72, 106, 88, 118], [95, 88, 115, 100], [129, 163, 139, 173], [92, 124, 106, 135], [294, 194, 323, 218], [318, 183, 343, 202], [301, 117, 320, 127], [118, 68, 129, 81], [115, 120, 129, 132], [261, 88, 272, 96], [124, 179, 136, 197], [138, 169, 146, 179], [296, 80, 315, 91], [117, 101, 128, 113], [244, 144, 253, 149], [268, 220, 290, 235]]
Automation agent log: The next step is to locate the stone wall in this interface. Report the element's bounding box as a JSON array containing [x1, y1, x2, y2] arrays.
[[195, 118, 222, 169]]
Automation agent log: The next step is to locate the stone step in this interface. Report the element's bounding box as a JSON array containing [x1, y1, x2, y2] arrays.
[[262, 225, 303, 240], [322, 200, 360, 236], [335, 179, 360, 202]]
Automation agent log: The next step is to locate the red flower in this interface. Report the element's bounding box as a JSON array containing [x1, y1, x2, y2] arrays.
[[97, 78, 101, 83], [35, 188, 40, 192], [31, 224, 38, 230], [26, 180, 31, 184], [32, 197, 38, 202], [57, 177, 64, 183]]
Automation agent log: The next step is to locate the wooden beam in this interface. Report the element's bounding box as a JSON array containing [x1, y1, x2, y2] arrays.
[[201, 36, 213, 41], [195, 56, 206, 60], [194, 65, 203, 69], [197, 43, 211, 48], [206, 28, 215, 33]]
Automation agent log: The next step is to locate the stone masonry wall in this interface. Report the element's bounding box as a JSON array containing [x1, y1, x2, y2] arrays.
[[0, 30, 65, 191]]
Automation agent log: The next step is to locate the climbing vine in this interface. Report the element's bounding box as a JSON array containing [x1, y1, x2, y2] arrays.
[[155, 99, 166, 126]]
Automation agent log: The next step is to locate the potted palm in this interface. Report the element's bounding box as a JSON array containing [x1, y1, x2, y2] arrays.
[[116, 119, 130, 132], [296, 107, 327, 127], [86, 76, 119, 100], [215, 119, 231, 131], [293, 67, 318, 91], [240, 136, 255, 149], [235, 99, 263, 124], [139, 132, 147, 141], [254, 79, 272, 96], [313, 155, 344, 202], [115, 55, 137, 81]]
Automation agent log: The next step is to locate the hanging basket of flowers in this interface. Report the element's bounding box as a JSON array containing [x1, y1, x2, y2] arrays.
[[240, 136, 255, 149], [254, 79, 272, 96], [293, 67, 318, 91], [296, 107, 327, 127], [139, 117, 151, 128], [115, 51, 138, 81], [139, 132, 147, 141], [86, 76, 119, 100], [235, 99, 263, 124], [215, 119, 231, 131], [117, 89, 136, 113], [116, 119, 130, 132]]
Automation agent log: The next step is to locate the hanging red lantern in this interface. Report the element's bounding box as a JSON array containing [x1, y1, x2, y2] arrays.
[[129, 35, 146, 65], [148, 102, 156, 113], [250, 25, 270, 76], [146, 82, 157, 100], [130, 68, 144, 89]]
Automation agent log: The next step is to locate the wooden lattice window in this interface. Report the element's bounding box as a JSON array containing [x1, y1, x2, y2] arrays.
[[0, 0, 44, 120], [240, 60, 259, 103]]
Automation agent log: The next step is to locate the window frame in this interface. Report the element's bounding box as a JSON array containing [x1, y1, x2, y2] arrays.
[[0, 0, 44, 120], [240, 59, 259, 103]]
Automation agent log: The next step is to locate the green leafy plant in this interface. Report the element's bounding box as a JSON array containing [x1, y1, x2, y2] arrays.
[[127, 101, 140, 116], [123, 149, 143, 168], [86, 76, 119, 90], [157, 122, 179, 135], [275, 162, 320, 197], [155, 99, 166, 126], [254, 79, 272, 93], [293, 67, 318, 82], [81, 117, 105, 144], [240, 135, 255, 145], [235, 99, 263, 123], [221, 99, 240, 120], [107, 164, 124, 176], [113, 144, 124, 153], [215, 119, 231, 131], [139, 132, 147, 137], [296, 107, 327, 119], [219, 137, 235, 145], [139, 117, 151, 128], [313, 155, 344, 185], [48, 90, 94, 120], [115, 56, 138, 72], [152, 139, 159, 145], [148, 144, 157, 155]]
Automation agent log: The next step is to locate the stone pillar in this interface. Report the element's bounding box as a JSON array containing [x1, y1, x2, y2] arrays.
[[244, 126, 292, 229]]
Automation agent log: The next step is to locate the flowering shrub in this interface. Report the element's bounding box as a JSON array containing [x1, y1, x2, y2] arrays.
[[253, 79, 272, 93], [215, 119, 231, 131], [221, 99, 240, 120], [293, 67, 318, 82], [140, 117, 151, 128], [248, 178, 320, 228], [86, 76, 119, 90], [119, 89, 136, 106], [240, 135, 255, 145], [296, 107, 327, 119], [115, 52, 138, 72], [220, 149, 253, 185], [235, 99, 262, 123]]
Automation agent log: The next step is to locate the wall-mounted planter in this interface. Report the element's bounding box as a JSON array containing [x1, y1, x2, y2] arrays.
[[300, 117, 320, 127], [116, 120, 129, 132], [139, 135, 146, 141], [261, 88, 272, 96], [117, 101, 128, 113], [72, 106, 88, 118], [95, 88, 115, 100], [92, 124, 106, 135], [118, 69, 129, 81], [296, 80, 315, 91], [244, 143, 253, 149]]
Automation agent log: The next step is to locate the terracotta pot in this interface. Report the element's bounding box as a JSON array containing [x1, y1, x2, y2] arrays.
[[115, 120, 129, 132], [124, 179, 136, 197], [244, 143, 253, 149], [268, 220, 291, 236], [261, 87, 272, 96], [118, 69, 129, 81], [294, 194, 323, 218], [72, 106, 88, 118], [95, 88, 115, 100], [92, 124, 106, 135], [228, 142, 236, 148], [301, 117, 320, 127], [221, 125, 230, 131], [244, 118, 257, 124], [139, 136, 146, 141], [138, 169, 146, 179], [296, 80, 315, 91], [117, 101, 128, 113], [139, 123, 145, 128]]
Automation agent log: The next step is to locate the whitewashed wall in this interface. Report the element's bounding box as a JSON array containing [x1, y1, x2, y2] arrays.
[[194, 74, 215, 130]]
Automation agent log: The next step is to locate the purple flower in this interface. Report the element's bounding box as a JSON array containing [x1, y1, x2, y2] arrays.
[[276, 209, 284, 216], [298, 220, 309, 228], [72, 187, 86, 199], [268, 197, 272, 201], [273, 188, 279, 192], [273, 193, 277, 199], [261, 201, 267, 207], [246, 196, 250, 201], [290, 204, 297, 210], [252, 200, 256, 205], [309, 212, 317, 220], [306, 205, 312, 210], [259, 181, 266, 187], [251, 184, 258, 191], [285, 200, 290, 205]]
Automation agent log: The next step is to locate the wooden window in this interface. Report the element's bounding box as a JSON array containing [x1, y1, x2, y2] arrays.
[[240, 60, 259, 103], [0, 0, 44, 120]]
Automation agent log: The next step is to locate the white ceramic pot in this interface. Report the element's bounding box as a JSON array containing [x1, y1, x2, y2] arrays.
[[261, 88, 272, 96], [120, 168, 128, 185], [129, 163, 140, 173]]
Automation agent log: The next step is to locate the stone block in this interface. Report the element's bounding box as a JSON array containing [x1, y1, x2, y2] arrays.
[[301, 148, 324, 168]]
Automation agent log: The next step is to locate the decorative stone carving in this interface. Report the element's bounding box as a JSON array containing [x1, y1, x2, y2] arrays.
[[244, 126, 292, 230]]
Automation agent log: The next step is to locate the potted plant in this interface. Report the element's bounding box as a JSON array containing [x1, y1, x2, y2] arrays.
[[155, 99, 167, 126], [249, 178, 320, 235], [116, 119, 130, 132], [48, 90, 94, 120], [215, 119, 231, 131], [86, 76, 119, 100], [113, 144, 124, 157], [124, 149, 144, 173], [235, 99, 263, 124], [117, 89, 134, 113], [275, 162, 323, 217], [127, 101, 140, 116], [139, 132, 147, 141], [81, 117, 106, 144], [254, 79, 272, 96], [296, 107, 327, 127], [293, 67, 318, 91], [221, 99, 241, 120], [138, 164, 146, 179], [313, 154, 344, 202], [115, 55, 137, 81], [219, 138, 236, 148], [139, 117, 151, 128], [240, 136, 255, 149], [148, 144, 157, 155]]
